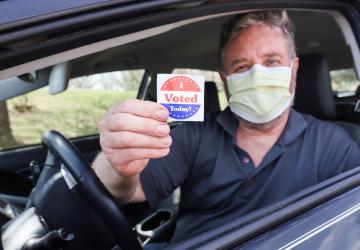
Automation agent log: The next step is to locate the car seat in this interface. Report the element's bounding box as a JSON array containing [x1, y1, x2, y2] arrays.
[[294, 54, 360, 143], [204, 81, 221, 113]]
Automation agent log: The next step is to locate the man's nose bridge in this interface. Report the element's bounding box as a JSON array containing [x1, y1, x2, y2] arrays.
[[248, 63, 264, 77]]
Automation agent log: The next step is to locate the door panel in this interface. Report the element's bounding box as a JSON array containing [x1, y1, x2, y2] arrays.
[[0, 135, 100, 195]]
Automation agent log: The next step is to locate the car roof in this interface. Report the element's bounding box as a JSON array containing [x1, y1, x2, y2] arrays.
[[0, 0, 124, 27]]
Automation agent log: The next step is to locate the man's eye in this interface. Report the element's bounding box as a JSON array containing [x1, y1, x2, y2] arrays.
[[265, 59, 280, 67], [236, 65, 250, 73]]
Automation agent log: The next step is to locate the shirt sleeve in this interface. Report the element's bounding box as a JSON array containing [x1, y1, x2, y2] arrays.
[[318, 125, 360, 181], [140, 122, 200, 208]]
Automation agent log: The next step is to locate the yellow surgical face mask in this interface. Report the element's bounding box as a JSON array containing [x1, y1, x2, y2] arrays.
[[226, 63, 293, 124]]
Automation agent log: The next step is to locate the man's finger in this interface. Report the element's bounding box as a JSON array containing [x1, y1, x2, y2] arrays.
[[102, 113, 170, 137], [110, 100, 169, 122], [107, 147, 170, 167], [100, 131, 172, 149]]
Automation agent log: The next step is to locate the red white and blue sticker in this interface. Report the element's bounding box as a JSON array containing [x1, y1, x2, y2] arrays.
[[157, 74, 204, 122]]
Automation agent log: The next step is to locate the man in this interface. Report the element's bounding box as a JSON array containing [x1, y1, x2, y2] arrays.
[[93, 10, 360, 244]]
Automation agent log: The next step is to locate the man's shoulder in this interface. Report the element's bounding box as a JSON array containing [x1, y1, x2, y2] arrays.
[[298, 111, 355, 140]]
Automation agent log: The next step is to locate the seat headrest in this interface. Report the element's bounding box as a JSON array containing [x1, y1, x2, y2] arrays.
[[205, 81, 221, 113], [294, 54, 337, 120]]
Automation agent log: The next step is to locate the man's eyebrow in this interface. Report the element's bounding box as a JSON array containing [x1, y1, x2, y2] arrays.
[[231, 58, 248, 67], [263, 52, 283, 58]]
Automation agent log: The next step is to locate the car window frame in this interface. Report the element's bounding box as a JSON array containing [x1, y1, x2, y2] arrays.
[[1, 0, 360, 247]]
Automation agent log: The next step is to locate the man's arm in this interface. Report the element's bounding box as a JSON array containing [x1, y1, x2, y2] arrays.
[[92, 99, 171, 204], [92, 152, 145, 203]]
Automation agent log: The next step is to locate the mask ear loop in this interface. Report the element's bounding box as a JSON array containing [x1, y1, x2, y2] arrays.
[[289, 59, 296, 100]]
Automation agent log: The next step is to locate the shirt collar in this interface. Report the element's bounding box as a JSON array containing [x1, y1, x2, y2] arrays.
[[217, 108, 308, 146], [278, 109, 308, 146], [217, 107, 238, 138]]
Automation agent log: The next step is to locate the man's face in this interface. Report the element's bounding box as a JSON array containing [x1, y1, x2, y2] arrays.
[[220, 23, 299, 97]]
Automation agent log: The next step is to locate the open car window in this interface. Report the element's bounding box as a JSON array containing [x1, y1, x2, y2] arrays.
[[1, 1, 360, 249], [0, 69, 145, 150]]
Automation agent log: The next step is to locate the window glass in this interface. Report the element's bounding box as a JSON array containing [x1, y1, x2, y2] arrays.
[[330, 68, 360, 95], [0, 70, 144, 150], [172, 69, 228, 110]]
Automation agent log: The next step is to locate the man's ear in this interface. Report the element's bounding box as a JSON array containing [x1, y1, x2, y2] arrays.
[[219, 70, 227, 83], [290, 56, 299, 94], [219, 71, 230, 99]]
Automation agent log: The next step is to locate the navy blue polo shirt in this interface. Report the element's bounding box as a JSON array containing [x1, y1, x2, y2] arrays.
[[140, 108, 360, 244]]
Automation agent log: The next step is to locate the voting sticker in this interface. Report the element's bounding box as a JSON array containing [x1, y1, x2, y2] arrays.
[[157, 74, 204, 122]]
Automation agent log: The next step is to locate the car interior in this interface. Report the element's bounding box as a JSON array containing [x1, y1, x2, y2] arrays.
[[0, 7, 360, 249]]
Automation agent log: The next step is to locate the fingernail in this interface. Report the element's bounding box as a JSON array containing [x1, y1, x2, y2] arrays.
[[155, 109, 168, 120], [158, 124, 170, 135], [160, 136, 172, 146]]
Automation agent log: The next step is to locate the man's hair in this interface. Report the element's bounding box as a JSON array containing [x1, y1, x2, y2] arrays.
[[219, 10, 296, 69]]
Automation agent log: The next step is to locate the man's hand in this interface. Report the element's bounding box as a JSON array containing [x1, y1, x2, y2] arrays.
[[93, 99, 171, 202]]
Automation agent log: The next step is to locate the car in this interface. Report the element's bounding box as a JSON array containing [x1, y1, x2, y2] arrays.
[[1, 0, 360, 249]]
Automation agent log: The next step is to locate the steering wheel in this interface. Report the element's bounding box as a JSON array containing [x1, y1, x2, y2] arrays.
[[41, 130, 142, 250]]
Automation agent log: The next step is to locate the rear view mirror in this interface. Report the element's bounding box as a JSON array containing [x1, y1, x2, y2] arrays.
[[49, 62, 71, 95]]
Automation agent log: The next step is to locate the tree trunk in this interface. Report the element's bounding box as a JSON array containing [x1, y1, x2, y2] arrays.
[[0, 101, 17, 147]]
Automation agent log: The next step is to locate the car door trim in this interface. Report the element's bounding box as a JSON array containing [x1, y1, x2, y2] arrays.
[[278, 201, 360, 250]]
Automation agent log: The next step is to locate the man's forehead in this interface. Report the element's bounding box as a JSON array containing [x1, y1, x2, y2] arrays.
[[233, 24, 286, 45], [226, 25, 289, 59]]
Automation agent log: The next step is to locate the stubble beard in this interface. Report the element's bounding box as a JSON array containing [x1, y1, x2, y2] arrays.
[[237, 107, 291, 132]]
